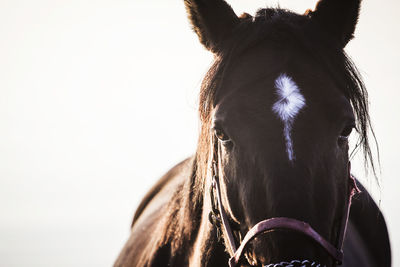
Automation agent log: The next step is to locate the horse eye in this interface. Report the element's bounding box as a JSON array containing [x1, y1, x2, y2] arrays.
[[214, 128, 230, 142], [338, 124, 355, 143]]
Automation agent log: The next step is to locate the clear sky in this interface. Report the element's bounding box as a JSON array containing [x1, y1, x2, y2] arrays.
[[0, 0, 399, 266]]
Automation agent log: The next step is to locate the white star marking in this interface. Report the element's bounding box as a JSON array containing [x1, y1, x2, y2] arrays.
[[272, 74, 306, 161]]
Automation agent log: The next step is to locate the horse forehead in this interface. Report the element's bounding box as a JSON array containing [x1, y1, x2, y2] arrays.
[[220, 66, 346, 118], [217, 73, 306, 119]]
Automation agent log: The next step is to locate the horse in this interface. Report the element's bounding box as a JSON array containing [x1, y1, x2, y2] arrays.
[[114, 0, 391, 266]]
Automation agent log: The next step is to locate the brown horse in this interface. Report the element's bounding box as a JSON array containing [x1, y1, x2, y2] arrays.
[[114, 0, 391, 266]]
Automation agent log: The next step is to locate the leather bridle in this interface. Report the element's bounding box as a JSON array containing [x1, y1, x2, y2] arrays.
[[208, 139, 360, 267]]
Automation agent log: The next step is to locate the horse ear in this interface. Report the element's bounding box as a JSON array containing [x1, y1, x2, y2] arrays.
[[184, 0, 239, 53], [308, 0, 362, 47]]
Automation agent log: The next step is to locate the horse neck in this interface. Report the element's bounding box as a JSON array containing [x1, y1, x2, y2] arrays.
[[186, 150, 235, 265], [153, 151, 231, 266], [156, 157, 205, 256]]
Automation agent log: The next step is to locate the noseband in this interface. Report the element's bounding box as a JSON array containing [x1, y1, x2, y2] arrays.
[[208, 141, 360, 267]]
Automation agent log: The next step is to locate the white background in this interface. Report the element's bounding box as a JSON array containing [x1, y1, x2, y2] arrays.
[[0, 0, 398, 266]]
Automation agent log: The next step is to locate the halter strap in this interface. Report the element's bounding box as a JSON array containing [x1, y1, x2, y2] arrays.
[[228, 217, 343, 267], [211, 168, 237, 253], [210, 141, 360, 267]]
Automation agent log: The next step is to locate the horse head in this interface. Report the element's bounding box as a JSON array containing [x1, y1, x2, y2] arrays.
[[185, 0, 373, 266]]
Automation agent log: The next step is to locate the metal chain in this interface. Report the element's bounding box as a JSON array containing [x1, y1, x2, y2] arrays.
[[264, 259, 325, 267], [208, 186, 222, 240], [208, 159, 222, 241]]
